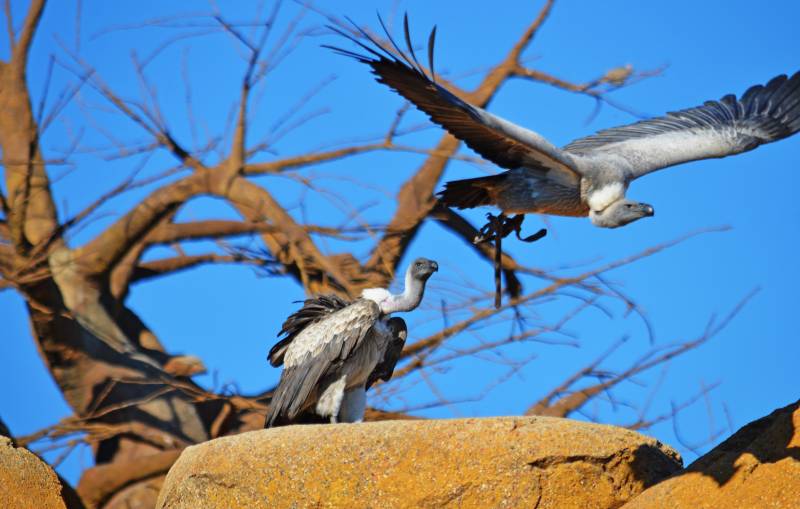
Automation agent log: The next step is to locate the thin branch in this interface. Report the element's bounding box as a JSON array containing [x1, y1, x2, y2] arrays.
[[526, 290, 756, 417], [60, 45, 203, 170], [244, 142, 387, 175], [145, 219, 362, 245], [3, 0, 13, 50], [402, 227, 726, 364], [511, 63, 665, 119], [131, 253, 277, 282]]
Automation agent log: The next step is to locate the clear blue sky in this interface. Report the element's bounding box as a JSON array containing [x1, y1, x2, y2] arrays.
[[1, 1, 798, 485]]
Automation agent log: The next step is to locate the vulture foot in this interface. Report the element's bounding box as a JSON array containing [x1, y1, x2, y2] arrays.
[[473, 213, 546, 245], [473, 213, 547, 309]]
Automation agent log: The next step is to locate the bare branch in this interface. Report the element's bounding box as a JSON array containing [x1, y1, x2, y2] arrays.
[[3, 0, 13, 50], [144, 219, 358, 245], [61, 47, 203, 170], [526, 290, 756, 417], [0, 1, 59, 250], [244, 142, 387, 175], [10, 0, 45, 67], [511, 63, 666, 119], [504, 0, 555, 65], [627, 381, 721, 432], [74, 170, 213, 274], [216, 175, 357, 295], [400, 227, 727, 367], [131, 253, 276, 283]]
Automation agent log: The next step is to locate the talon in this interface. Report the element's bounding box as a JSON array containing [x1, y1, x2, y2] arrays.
[[518, 228, 547, 243], [473, 212, 504, 244], [506, 214, 546, 243]]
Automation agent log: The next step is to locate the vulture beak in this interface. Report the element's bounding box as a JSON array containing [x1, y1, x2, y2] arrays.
[[641, 204, 655, 217], [430, 261, 439, 272]]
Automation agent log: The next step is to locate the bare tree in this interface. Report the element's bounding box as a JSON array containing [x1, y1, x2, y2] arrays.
[[0, 2, 737, 508]]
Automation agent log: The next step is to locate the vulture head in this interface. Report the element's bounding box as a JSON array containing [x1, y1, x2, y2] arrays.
[[590, 200, 654, 228], [410, 257, 439, 282]]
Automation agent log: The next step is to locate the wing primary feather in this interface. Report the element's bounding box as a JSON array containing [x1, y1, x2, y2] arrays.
[[324, 15, 581, 177], [428, 25, 437, 84], [770, 72, 800, 108], [322, 44, 371, 61], [343, 15, 396, 61], [403, 13, 425, 77], [563, 69, 800, 177], [324, 24, 385, 61], [375, 11, 418, 73]]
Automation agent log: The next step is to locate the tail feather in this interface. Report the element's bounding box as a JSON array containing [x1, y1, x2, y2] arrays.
[[437, 174, 506, 209]]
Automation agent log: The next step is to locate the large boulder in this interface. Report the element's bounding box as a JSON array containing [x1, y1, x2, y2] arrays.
[[0, 435, 82, 509], [622, 399, 800, 509], [157, 416, 681, 508]]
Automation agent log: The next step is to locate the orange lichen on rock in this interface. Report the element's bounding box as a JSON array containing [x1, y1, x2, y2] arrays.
[[156, 416, 681, 509], [622, 399, 800, 509], [0, 436, 71, 509]]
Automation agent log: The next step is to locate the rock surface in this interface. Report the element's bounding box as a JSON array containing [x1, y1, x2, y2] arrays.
[[622, 399, 800, 509], [0, 435, 74, 509], [157, 416, 681, 509]]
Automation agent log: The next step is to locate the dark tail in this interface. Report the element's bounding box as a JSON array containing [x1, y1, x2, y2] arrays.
[[437, 174, 506, 209]]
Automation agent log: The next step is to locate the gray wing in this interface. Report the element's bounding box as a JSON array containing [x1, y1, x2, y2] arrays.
[[366, 317, 407, 389], [265, 299, 380, 427], [564, 71, 800, 179], [268, 294, 350, 367], [326, 15, 581, 186]]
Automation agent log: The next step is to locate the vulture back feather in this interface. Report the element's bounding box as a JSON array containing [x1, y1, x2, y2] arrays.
[[268, 294, 350, 367]]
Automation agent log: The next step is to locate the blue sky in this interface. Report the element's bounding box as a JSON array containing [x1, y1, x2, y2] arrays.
[[1, 0, 798, 485]]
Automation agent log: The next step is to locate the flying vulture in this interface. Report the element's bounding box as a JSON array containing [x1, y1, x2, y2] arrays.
[[265, 258, 438, 427], [327, 16, 800, 234]]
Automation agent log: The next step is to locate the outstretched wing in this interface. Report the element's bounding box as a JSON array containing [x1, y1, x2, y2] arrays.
[[265, 299, 380, 427], [564, 71, 800, 178], [268, 294, 350, 367], [366, 317, 408, 389], [325, 15, 581, 185]]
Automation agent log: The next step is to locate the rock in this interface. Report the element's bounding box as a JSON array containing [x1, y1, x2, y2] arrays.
[[622, 399, 800, 509], [0, 435, 81, 509], [77, 449, 182, 509], [157, 416, 681, 509]]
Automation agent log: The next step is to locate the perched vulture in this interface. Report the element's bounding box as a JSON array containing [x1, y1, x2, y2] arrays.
[[328, 16, 800, 230], [264, 258, 438, 427]]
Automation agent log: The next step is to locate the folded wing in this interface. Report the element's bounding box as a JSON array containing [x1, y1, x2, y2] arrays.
[[265, 299, 380, 427], [268, 294, 350, 367], [366, 317, 407, 389]]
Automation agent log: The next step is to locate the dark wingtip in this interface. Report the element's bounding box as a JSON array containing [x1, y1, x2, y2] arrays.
[[428, 25, 437, 83]]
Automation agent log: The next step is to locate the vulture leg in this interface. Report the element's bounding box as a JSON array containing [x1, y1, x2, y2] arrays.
[[474, 213, 547, 308], [339, 386, 367, 423], [316, 375, 347, 423]]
